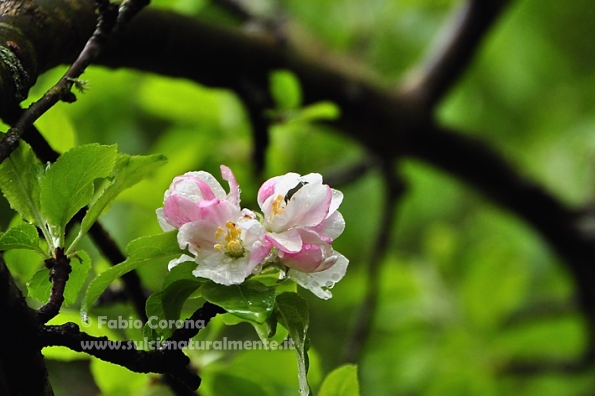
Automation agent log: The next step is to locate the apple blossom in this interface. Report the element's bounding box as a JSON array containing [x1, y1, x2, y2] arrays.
[[158, 166, 349, 298], [157, 166, 270, 285], [257, 171, 348, 299]]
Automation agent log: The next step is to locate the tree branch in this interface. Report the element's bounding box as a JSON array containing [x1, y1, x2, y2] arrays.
[[39, 302, 226, 391], [37, 248, 72, 324], [399, 0, 512, 110], [0, 255, 53, 395]]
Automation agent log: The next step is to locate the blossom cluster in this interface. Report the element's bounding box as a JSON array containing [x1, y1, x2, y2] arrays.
[[156, 166, 348, 299]]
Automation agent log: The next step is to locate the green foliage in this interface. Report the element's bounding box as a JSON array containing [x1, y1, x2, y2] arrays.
[[40, 144, 117, 248], [81, 231, 179, 321], [318, 364, 360, 396], [73, 152, 167, 252], [276, 292, 312, 396], [270, 69, 303, 110], [27, 250, 92, 306], [202, 280, 277, 324], [0, 222, 45, 256], [2, 1, 593, 395], [0, 141, 45, 227]]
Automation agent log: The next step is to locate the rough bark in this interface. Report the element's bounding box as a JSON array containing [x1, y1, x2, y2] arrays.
[[0, 0, 95, 115]]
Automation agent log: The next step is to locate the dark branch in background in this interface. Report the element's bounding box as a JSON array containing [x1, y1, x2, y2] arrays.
[[500, 351, 595, 376], [322, 156, 379, 187], [213, 0, 287, 43], [234, 77, 274, 176], [37, 248, 72, 324], [341, 162, 406, 364], [399, 0, 512, 110], [117, 0, 152, 27], [39, 302, 226, 391]]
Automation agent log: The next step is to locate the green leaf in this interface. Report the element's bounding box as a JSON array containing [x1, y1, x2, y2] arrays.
[[0, 223, 46, 257], [202, 280, 277, 324], [4, 248, 44, 283], [145, 278, 203, 339], [210, 373, 274, 396], [162, 260, 197, 289], [276, 292, 311, 396], [27, 250, 92, 306], [318, 365, 360, 396], [40, 144, 117, 246], [73, 153, 167, 252], [66, 250, 92, 306], [296, 101, 340, 122], [0, 141, 44, 225], [81, 231, 179, 322], [270, 69, 302, 110]]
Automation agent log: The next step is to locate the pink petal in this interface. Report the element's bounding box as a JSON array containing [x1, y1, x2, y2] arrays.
[[281, 244, 324, 273], [163, 194, 203, 228], [220, 165, 240, 206]]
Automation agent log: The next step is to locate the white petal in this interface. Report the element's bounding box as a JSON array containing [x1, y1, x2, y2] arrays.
[[168, 254, 194, 270], [192, 254, 252, 285], [328, 189, 344, 216], [287, 252, 349, 299]]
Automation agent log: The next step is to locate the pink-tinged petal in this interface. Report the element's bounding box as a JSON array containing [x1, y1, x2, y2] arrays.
[[258, 173, 302, 207], [156, 208, 176, 232], [257, 177, 279, 206], [183, 171, 226, 200], [177, 220, 220, 253], [163, 194, 203, 228], [287, 252, 348, 299], [280, 244, 324, 273], [266, 229, 303, 253], [279, 182, 332, 229], [220, 165, 240, 206], [195, 199, 241, 226], [248, 239, 272, 268]]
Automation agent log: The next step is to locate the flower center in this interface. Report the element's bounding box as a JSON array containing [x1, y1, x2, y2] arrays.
[[214, 221, 245, 258], [272, 194, 286, 216]]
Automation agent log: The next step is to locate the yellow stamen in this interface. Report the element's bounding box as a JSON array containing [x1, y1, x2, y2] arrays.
[[213, 221, 245, 258], [272, 195, 285, 215]]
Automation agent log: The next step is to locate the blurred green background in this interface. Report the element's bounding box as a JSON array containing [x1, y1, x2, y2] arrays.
[[2, 0, 595, 394]]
